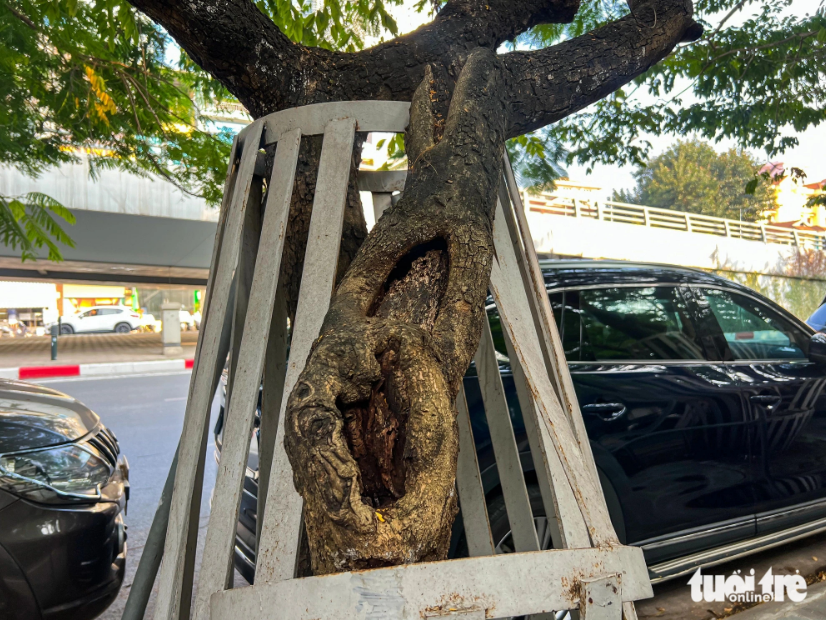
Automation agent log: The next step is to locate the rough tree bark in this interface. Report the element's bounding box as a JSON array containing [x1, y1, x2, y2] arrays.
[[284, 50, 507, 573], [128, 0, 702, 574]]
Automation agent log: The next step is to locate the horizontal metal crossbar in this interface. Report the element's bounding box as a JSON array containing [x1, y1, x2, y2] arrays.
[[210, 546, 651, 619], [234, 101, 410, 144]]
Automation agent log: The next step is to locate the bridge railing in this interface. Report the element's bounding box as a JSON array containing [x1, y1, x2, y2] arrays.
[[523, 193, 826, 250]]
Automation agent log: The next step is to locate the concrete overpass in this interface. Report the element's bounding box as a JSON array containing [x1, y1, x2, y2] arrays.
[[3, 155, 825, 298], [0, 151, 218, 285], [523, 193, 826, 279]]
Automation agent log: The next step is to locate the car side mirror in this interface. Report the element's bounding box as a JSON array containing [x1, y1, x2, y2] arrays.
[[810, 332, 826, 364]]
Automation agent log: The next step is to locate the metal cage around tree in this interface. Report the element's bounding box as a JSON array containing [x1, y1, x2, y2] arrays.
[[124, 101, 652, 620]]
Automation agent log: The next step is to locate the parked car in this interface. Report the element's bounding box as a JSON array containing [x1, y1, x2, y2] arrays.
[[215, 260, 826, 584], [0, 378, 129, 619], [807, 302, 826, 333], [56, 306, 142, 335]]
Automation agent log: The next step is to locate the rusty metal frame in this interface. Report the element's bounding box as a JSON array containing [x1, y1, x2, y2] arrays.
[[135, 101, 651, 620]]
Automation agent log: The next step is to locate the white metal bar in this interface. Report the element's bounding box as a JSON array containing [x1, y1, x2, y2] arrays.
[[474, 317, 540, 553], [501, 162, 603, 492], [257, 101, 409, 142], [122, 135, 241, 620], [496, 179, 639, 619], [455, 387, 495, 557], [490, 199, 618, 547], [194, 128, 302, 619], [226, 174, 263, 418], [256, 117, 358, 583], [503, 331, 589, 551], [192, 137, 239, 358], [210, 546, 652, 620], [153, 121, 264, 620], [580, 575, 622, 620], [257, 287, 289, 554], [372, 192, 392, 221]]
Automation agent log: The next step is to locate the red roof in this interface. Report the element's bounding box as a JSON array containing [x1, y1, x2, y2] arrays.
[[772, 220, 826, 232]]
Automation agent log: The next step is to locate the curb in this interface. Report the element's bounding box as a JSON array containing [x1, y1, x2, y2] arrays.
[[0, 358, 195, 381]]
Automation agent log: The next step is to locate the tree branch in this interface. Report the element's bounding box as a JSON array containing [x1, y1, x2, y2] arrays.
[[127, 0, 580, 117], [501, 0, 700, 137], [126, 0, 304, 116], [129, 0, 699, 138]]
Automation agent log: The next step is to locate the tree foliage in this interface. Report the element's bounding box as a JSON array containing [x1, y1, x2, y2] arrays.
[[0, 193, 76, 261], [8, 0, 824, 260], [2, 0, 403, 260], [533, 0, 826, 171], [613, 139, 776, 221]]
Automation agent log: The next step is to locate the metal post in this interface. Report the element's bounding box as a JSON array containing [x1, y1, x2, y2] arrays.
[[50, 324, 58, 360]]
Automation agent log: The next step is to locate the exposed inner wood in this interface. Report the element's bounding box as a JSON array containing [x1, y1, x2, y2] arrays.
[[343, 242, 450, 507]]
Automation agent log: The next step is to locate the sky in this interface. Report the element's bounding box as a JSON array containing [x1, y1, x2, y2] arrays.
[[383, 0, 825, 196]]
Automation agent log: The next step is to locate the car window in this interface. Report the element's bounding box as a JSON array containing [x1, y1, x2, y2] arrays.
[[549, 291, 584, 361], [697, 288, 808, 360], [80, 309, 98, 317], [99, 308, 118, 315], [552, 286, 705, 362]]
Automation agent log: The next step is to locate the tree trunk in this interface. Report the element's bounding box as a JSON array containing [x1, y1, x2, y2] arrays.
[[128, 0, 702, 579], [284, 48, 507, 574]]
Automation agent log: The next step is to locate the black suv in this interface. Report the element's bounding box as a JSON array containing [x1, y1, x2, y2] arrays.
[[215, 260, 826, 583]]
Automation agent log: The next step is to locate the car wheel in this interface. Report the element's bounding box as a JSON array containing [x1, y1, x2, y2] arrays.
[[114, 322, 132, 334], [488, 485, 570, 620], [59, 324, 74, 335]]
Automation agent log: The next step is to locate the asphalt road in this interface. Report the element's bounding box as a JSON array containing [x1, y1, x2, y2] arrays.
[[37, 373, 826, 620], [39, 371, 246, 619]]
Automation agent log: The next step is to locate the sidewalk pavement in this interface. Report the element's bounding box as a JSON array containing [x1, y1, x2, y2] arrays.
[[733, 578, 826, 620], [0, 331, 198, 379], [637, 531, 826, 620]]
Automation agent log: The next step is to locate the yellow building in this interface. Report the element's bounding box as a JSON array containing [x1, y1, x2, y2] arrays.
[[759, 162, 826, 229]]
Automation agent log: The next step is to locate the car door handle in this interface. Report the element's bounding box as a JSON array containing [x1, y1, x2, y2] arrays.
[[582, 402, 627, 421], [750, 394, 782, 406]]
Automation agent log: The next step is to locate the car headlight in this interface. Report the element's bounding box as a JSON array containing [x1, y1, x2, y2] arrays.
[[0, 443, 112, 504]]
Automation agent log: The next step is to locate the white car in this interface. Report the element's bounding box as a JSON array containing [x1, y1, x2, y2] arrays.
[[180, 310, 196, 331], [58, 306, 142, 334]]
